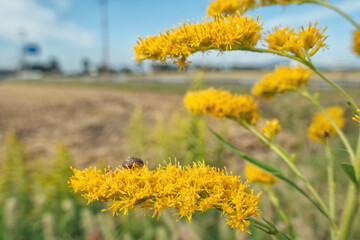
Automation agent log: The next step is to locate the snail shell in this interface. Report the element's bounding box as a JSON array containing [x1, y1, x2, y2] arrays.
[[122, 156, 144, 169]]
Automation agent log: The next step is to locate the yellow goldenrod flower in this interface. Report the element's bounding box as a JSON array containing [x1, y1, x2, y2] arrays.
[[245, 163, 278, 185], [68, 160, 261, 233], [265, 21, 327, 59], [261, 118, 281, 139], [353, 109, 360, 125], [308, 106, 345, 143], [353, 30, 360, 56], [184, 88, 260, 124], [207, 0, 255, 16], [251, 65, 311, 99], [207, 0, 296, 16], [133, 12, 263, 68]]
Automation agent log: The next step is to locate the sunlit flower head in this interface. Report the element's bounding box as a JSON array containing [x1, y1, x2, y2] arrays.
[[245, 163, 278, 185], [68, 159, 261, 233], [265, 21, 327, 59], [184, 88, 260, 124], [308, 106, 345, 143], [207, 0, 296, 16], [261, 118, 281, 139], [133, 12, 263, 69], [353, 30, 360, 56], [251, 65, 311, 99], [353, 109, 360, 125], [207, 0, 254, 16]]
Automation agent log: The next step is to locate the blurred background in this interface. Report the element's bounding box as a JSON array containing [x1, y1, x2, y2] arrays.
[[0, 0, 360, 239], [1, 0, 360, 75]]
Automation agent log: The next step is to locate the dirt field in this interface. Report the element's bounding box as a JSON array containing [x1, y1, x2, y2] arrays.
[[0, 82, 301, 168], [0, 82, 187, 166]]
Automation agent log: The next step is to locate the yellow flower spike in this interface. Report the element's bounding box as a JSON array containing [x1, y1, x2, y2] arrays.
[[265, 21, 327, 59], [68, 160, 261, 234], [133, 11, 263, 68], [265, 26, 296, 52], [308, 106, 346, 143], [353, 109, 360, 125], [184, 88, 260, 124], [245, 163, 278, 185], [261, 118, 281, 139], [298, 21, 328, 57], [353, 30, 360, 56], [251, 65, 311, 99]]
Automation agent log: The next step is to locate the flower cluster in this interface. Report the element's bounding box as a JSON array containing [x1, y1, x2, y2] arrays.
[[207, 0, 251, 16], [265, 21, 327, 59], [308, 106, 345, 142], [184, 88, 260, 124], [353, 30, 360, 56], [245, 164, 278, 185], [261, 118, 281, 139], [207, 0, 296, 16], [251, 65, 311, 99], [133, 12, 263, 68], [353, 109, 360, 125], [68, 160, 261, 233]]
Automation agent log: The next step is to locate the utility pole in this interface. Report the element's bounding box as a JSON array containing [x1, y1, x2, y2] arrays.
[[19, 29, 27, 71], [99, 0, 110, 73]]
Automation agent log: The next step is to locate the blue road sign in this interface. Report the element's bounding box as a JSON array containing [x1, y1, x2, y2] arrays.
[[24, 43, 40, 55]]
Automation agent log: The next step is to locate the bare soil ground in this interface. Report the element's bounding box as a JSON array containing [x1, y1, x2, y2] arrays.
[[0, 83, 187, 166], [0, 82, 295, 168]]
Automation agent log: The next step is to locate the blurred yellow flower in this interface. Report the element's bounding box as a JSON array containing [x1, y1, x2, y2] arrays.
[[308, 106, 345, 143], [68, 160, 261, 233], [251, 65, 311, 99], [265, 21, 327, 59], [184, 88, 260, 124], [207, 0, 254, 16], [261, 118, 281, 139], [353, 109, 360, 125], [353, 30, 360, 56], [133, 11, 262, 68], [245, 163, 278, 185], [207, 0, 296, 16]]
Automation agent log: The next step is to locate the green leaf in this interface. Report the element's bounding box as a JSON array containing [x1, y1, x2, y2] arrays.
[[262, 217, 292, 240], [250, 218, 292, 240], [209, 128, 282, 176], [339, 163, 357, 184], [262, 217, 277, 230], [253, 225, 271, 234], [209, 128, 330, 220]]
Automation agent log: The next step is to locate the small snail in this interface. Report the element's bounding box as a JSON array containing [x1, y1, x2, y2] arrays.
[[122, 156, 144, 169]]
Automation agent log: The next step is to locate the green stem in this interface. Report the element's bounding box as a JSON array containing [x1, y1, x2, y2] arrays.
[[229, 47, 359, 113], [210, 127, 331, 219], [252, 0, 360, 29], [301, 61, 359, 113], [235, 47, 305, 65], [265, 185, 296, 239], [302, 0, 360, 29], [297, 88, 356, 169], [338, 183, 359, 240], [242, 122, 338, 231], [325, 141, 336, 240], [251, 218, 275, 233], [355, 129, 360, 182], [340, 124, 360, 239]]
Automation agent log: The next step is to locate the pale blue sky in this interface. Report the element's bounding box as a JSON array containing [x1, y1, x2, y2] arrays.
[[0, 0, 359, 72]]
